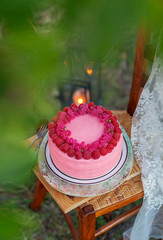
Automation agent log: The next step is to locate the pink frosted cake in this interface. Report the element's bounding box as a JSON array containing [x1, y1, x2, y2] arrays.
[[48, 102, 123, 179]]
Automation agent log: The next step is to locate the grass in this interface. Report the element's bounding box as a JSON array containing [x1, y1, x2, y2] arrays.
[[0, 173, 143, 240], [1, 181, 158, 240]]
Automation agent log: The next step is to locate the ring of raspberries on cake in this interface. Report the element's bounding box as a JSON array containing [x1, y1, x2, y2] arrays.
[[48, 102, 123, 179]]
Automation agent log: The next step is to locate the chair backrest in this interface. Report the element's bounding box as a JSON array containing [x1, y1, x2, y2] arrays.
[[127, 25, 156, 116]]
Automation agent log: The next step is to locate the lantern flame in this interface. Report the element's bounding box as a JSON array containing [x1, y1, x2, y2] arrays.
[[87, 67, 93, 75], [64, 61, 67, 66]]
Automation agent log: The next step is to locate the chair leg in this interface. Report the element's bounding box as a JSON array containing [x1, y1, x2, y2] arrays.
[[30, 179, 47, 211], [61, 210, 79, 240], [78, 205, 96, 240]]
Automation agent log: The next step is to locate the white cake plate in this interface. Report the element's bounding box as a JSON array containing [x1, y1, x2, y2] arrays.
[[38, 126, 133, 197]]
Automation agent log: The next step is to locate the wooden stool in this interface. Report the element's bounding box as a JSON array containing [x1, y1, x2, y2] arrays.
[[28, 25, 156, 239]]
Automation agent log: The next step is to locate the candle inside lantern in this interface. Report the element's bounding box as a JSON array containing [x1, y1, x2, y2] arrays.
[[77, 98, 84, 104], [72, 88, 87, 105]]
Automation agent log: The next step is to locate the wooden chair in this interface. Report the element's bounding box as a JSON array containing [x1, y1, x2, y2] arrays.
[[29, 25, 155, 240]]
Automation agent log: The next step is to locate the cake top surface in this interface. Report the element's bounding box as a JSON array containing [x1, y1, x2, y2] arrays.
[[48, 102, 122, 160], [66, 114, 105, 144]]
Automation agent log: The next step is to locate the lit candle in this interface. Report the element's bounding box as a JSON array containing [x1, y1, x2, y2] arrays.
[[77, 98, 84, 104]]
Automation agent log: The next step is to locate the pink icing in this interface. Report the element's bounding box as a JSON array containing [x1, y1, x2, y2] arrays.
[[65, 114, 105, 144], [48, 105, 123, 179], [48, 134, 123, 179]]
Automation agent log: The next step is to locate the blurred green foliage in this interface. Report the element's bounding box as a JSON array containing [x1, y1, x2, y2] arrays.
[[0, 0, 163, 239], [0, 203, 41, 239]]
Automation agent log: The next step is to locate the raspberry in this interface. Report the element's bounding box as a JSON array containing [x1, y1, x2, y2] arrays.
[[60, 143, 69, 153], [48, 122, 56, 130], [52, 115, 59, 124], [92, 149, 100, 159], [106, 143, 114, 153], [63, 106, 69, 112], [114, 127, 122, 133], [57, 111, 62, 116], [102, 107, 107, 112], [100, 147, 107, 156], [83, 151, 91, 160], [110, 116, 117, 122], [52, 134, 58, 143], [88, 102, 95, 108], [106, 110, 112, 116], [55, 137, 64, 147], [110, 138, 117, 146], [71, 103, 78, 109], [112, 121, 119, 128], [49, 128, 56, 138], [68, 148, 75, 157], [113, 133, 120, 141], [75, 151, 83, 160], [79, 103, 84, 109]]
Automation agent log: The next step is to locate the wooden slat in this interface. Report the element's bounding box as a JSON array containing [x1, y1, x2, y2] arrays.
[[127, 25, 148, 116], [95, 204, 142, 237]]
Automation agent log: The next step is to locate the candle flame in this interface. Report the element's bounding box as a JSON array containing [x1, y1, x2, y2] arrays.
[[77, 98, 84, 104]]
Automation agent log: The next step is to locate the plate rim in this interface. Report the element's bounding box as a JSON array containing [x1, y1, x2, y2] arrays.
[[38, 125, 133, 197]]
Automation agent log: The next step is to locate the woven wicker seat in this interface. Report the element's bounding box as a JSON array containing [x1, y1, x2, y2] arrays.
[[29, 25, 155, 239]]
